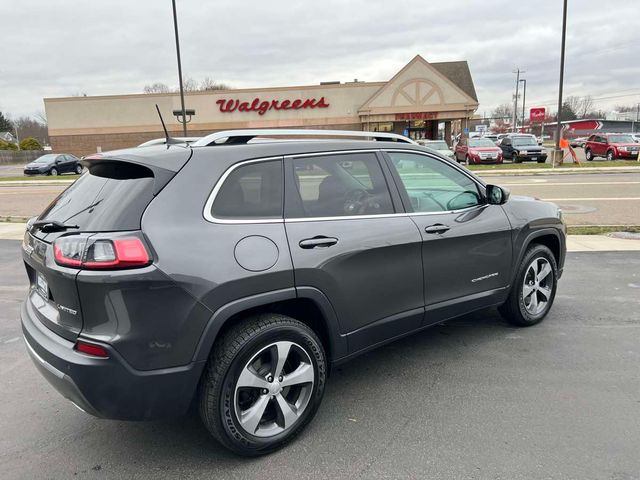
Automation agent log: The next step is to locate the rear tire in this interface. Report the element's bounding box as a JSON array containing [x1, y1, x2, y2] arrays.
[[499, 244, 558, 327], [585, 149, 594, 161], [198, 313, 327, 456]]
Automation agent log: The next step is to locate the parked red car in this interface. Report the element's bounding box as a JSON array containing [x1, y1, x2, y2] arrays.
[[584, 133, 640, 161], [454, 137, 503, 164]]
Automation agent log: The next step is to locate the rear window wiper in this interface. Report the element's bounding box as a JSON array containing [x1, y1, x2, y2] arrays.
[[31, 220, 80, 233]]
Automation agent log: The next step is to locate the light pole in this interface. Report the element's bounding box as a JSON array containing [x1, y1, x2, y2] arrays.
[[519, 79, 527, 131], [512, 68, 525, 132], [172, 0, 188, 136], [554, 0, 568, 162]]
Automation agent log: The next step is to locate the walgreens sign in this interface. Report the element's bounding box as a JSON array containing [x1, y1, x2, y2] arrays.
[[216, 97, 330, 116]]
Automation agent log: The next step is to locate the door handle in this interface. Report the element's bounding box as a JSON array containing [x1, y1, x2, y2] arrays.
[[425, 224, 450, 234], [299, 236, 339, 249]]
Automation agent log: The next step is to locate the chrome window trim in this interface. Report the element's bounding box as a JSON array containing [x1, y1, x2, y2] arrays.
[[203, 148, 486, 225]]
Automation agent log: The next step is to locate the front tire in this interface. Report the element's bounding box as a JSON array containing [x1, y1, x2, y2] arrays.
[[75, 164, 83, 174], [585, 149, 594, 161], [49, 167, 58, 176], [199, 313, 327, 456], [499, 244, 558, 327], [606, 150, 615, 161]]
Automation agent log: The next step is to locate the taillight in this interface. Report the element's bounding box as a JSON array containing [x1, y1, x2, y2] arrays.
[[75, 340, 109, 358], [54, 237, 150, 270]]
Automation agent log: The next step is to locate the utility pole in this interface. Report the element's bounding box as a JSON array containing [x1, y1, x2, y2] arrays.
[[554, 0, 568, 161], [172, 0, 188, 136], [512, 69, 525, 132], [520, 79, 527, 131]]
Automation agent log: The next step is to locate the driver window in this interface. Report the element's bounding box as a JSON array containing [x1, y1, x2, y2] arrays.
[[387, 152, 482, 213], [292, 153, 394, 218]]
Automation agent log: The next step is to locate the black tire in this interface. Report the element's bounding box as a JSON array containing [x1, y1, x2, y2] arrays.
[[606, 150, 615, 161], [537, 158, 546, 163], [499, 244, 558, 327], [465, 154, 471, 165], [198, 313, 327, 456], [585, 149, 594, 161], [513, 151, 522, 163], [49, 167, 58, 176], [75, 164, 83, 174]]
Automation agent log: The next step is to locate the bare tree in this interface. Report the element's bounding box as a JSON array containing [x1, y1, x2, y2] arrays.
[[34, 111, 48, 125], [143, 82, 171, 94], [13, 116, 49, 144], [182, 77, 199, 92], [200, 77, 230, 91], [492, 103, 513, 121], [578, 95, 594, 118], [564, 96, 582, 117]]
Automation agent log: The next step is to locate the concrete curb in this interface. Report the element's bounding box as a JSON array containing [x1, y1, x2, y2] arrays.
[[474, 166, 640, 176], [0, 180, 74, 187]]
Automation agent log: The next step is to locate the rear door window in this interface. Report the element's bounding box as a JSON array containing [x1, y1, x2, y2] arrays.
[[210, 159, 283, 220], [287, 152, 394, 218]]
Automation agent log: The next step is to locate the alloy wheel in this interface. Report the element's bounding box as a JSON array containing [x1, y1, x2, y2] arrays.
[[234, 341, 314, 438], [522, 257, 553, 316]]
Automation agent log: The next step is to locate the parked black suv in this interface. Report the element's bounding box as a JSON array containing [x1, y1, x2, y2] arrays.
[[21, 129, 565, 455], [499, 134, 548, 163]]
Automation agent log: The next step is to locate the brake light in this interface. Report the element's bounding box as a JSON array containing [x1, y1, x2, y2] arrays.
[[75, 340, 109, 358], [54, 237, 150, 270]]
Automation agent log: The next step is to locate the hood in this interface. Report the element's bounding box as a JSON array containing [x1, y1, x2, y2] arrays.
[[25, 162, 46, 168], [610, 143, 640, 147], [470, 147, 501, 152], [514, 145, 544, 151]]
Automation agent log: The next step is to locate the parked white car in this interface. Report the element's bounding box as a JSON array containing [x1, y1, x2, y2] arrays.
[[417, 139, 455, 160]]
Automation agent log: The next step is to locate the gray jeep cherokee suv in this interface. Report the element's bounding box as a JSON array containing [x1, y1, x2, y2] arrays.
[[21, 129, 566, 455]]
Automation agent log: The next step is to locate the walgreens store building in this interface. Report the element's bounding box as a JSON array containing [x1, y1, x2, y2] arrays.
[[45, 55, 479, 156]]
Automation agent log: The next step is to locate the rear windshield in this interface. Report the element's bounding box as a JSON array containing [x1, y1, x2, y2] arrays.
[[512, 136, 538, 146], [37, 162, 155, 232]]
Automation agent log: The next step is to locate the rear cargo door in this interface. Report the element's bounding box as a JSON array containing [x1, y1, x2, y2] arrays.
[[22, 152, 188, 341]]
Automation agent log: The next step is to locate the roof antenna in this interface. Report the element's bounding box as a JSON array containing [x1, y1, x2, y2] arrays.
[[155, 104, 179, 145]]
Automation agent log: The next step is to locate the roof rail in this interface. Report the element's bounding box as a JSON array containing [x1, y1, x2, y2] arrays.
[[137, 137, 201, 147], [190, 129, 417, 147]]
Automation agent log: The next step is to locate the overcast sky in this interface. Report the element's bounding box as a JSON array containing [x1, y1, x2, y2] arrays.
[[1, 0, 639, 120]]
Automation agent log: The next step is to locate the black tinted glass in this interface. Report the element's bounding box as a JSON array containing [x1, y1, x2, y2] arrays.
[[291, 153, 393, 218], [212, 160, 283, 219], [37, 163, 155, 231]]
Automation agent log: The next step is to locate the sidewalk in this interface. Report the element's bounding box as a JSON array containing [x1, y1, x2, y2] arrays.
[[2, 223, 639, 251]]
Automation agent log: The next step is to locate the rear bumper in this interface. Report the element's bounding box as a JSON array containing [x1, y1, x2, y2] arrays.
[[21, 300, 205, 420]]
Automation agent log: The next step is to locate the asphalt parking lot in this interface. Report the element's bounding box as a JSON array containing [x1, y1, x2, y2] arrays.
[[1, 239, 639, 479]]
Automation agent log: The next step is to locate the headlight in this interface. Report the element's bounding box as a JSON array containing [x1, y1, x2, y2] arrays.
[[557, 208, 563, 221]]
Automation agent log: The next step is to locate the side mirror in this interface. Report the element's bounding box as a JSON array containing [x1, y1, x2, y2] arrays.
[[486, 184, 510, 205]]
